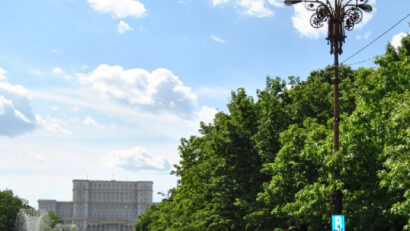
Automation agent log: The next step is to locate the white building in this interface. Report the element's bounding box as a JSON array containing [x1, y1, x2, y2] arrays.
[[38, 179, 153, 231]]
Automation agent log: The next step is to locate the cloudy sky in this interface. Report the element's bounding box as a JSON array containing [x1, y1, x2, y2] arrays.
[[0, 0, 408, 207]]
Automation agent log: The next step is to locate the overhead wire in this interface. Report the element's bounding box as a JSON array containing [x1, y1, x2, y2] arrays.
[[345, 55, 378, 66], [341, 13, 410, 65]]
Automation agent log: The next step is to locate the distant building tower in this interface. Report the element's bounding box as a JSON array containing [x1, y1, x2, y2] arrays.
[[38, 179, 153, 231]]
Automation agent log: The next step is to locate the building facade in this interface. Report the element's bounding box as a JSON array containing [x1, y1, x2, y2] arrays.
[[39, 179, 153, 231]]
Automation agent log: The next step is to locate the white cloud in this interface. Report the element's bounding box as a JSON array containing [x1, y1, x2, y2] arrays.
[[212, 0, 283, 17], [87, 0, 146, 19], [81, 65, 89, 71], [291, 4, 326, 38], [199, 106, 218, 124], [30, 153, 47, 163], [51, 106, 59, 111], [52, 67, 64, 75], [211, 34, 226, 44], [70, 105, 80, 112], [35, 115, 71, 135], [354, 0, 376, 30], [38, 115, 107, 131], [212, 0, 229, 6], [239, 0, 273, 17], [101, 147, 171, 171], [77, 65, 197, 119], [0, 69, 36, 137], [69, 105, 80, 112], [30, 88, 199, 142], [268, 0, 282, 8], [356, 31, 372, 40], [291, 1, 376, 38], [52, 67, 71, 80], [51, 48, 64, 54], [82, 116, 105, 129], [0, 68, 6, 81], [391, 32, 407, 50], [118, 20, 133, 34], [29, 68, 42, 76]]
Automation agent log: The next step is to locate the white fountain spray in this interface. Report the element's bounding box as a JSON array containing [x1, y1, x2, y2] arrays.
[[15, 209, 78, 231], [15, 209, 48, 231]]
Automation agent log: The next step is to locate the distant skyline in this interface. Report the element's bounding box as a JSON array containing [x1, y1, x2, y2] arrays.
[[0, 0, 408, 207]]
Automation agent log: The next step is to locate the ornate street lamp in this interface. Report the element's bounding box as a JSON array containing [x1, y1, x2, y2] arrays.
[[283, 0, 372, 216]]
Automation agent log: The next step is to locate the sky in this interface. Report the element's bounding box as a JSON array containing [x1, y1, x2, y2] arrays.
[[0, 0, 408, 208]]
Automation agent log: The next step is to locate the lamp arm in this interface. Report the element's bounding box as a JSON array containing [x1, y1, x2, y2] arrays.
[[320, 0, 334, 16], [303, 0, 330, 4], [348, 0, 370, 5], [343, 0, 354, 6], [301, 0, 333, 13]]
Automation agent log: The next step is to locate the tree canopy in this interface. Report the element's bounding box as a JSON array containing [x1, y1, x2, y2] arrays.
[[47, 210, 65, 230], [136, 35, 410, 231], [0, 189, 32, 231]]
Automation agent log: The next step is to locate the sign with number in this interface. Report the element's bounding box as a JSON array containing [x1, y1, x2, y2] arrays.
[[332, 215, 345, 231]]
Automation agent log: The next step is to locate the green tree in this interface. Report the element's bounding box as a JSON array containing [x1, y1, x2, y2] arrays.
[[136, 34, 409, 231], [258, 119, 332, 230], [339, 35, 409, 230], [48, 210, 64, 229], [259, 34, 409, 230], [0, 189, 31, 231]]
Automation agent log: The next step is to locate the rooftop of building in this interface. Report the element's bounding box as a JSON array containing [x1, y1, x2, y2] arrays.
[[72, 179, 153, 184]]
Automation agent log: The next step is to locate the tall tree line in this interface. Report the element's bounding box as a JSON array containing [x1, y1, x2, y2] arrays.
[[136, 35, 410, 231]]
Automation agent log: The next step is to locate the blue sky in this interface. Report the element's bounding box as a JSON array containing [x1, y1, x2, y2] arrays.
[[0, 0, 408, 207]]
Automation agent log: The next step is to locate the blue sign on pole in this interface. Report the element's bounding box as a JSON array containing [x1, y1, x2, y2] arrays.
[[332, 215, 345, 231]]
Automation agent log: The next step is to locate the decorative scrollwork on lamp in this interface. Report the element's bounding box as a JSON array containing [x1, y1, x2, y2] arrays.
[[284, 0, 372, 54], [305, 2, 320, 11], [310, 5, 331, 28], [344, 7, 363, 31]]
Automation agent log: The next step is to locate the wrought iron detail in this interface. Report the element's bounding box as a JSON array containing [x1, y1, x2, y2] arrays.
[[310, 14, 325, 28], [344, 7, 363, 31], [295, 0, 371, 54], [310, 5, 331, 28], [305, 2, 319, 11]]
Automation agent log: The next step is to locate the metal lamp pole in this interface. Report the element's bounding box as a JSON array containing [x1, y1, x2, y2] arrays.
[[284, 0, 372, 215]]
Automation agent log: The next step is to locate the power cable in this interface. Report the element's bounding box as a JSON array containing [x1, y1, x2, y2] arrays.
[[341, 13, 410, 64], [345, 55, 378, 66]]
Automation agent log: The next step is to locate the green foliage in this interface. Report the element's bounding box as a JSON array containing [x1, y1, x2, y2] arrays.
[[48, 210, 64, 229], [258, 119, 333, 230], [136, 35, 410, 231], [0, 189, 31, 231]]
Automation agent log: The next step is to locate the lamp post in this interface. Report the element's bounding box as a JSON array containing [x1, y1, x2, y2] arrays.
[[283, 0, 372, 215]]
